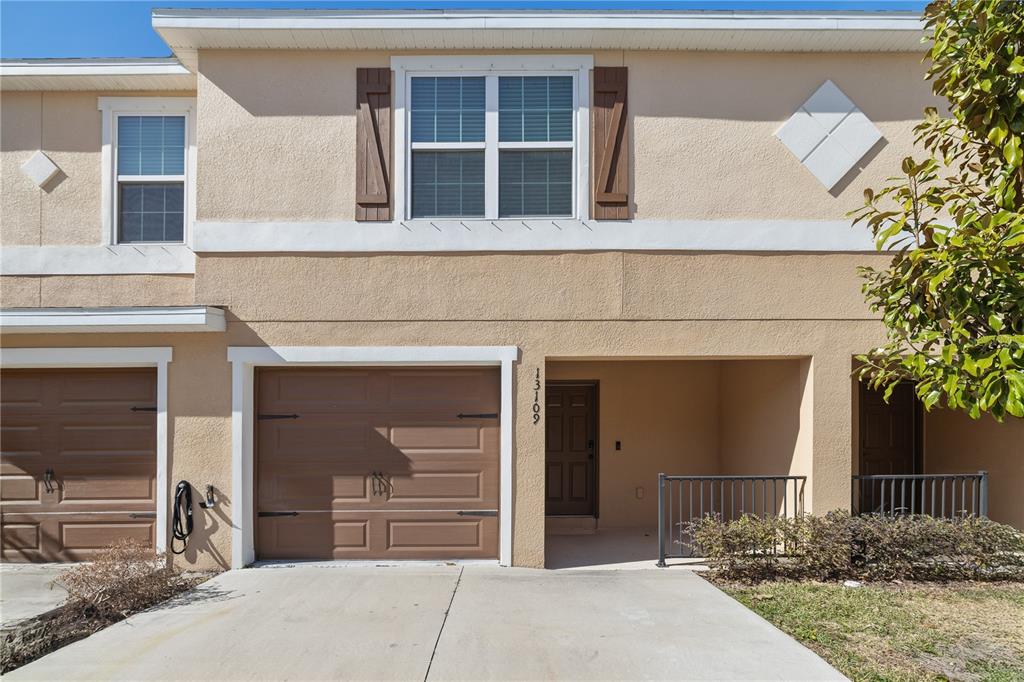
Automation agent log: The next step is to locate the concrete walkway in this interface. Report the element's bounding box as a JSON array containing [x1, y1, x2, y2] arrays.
[[7, 565, 843, 681], [0, 564, 68, 627]]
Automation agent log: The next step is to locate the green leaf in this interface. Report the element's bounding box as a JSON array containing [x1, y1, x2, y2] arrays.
[[1003, 135, 1022, 165], [1009, 56, 1024, 74], [988, 314, 1005, 332]]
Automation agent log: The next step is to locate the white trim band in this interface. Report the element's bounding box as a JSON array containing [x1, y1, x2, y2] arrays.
[[0, 306, 225, 334], [227, 345, 519, 570], [195, 219, 876, 253], [0, 347, 173, 554], [1, 244, 196, 275]]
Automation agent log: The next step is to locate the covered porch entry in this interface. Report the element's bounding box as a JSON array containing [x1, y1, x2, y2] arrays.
[[544, 358, 811, 569]]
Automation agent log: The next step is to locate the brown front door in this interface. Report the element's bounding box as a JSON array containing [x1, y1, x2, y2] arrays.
[[857, 381, 922, 511], [545, 382, 597, 516], [255, 367, 500, 560], [1, 368, 158, 562]]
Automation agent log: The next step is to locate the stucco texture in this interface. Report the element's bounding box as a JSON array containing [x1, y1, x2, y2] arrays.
[[194, 49, 937, 223], [0, 275, 194, 308], [0, 90, 195, 247], [925, 411, 1024, 530], [546, 359, 811, 528]]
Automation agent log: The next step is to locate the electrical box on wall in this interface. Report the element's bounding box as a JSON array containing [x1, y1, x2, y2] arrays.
[[635, 487, 644, 499]]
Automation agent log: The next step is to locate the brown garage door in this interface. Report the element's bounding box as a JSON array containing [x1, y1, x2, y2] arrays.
[[1, 368, 157, 562], [256, 367, 500, 560]]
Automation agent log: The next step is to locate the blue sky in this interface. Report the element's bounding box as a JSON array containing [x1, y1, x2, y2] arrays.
[[2, 0, 927, 59]]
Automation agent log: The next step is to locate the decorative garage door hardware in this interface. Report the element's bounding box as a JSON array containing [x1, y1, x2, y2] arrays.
[[42, 468, 55, 493], [257, 413, 300, 420], [129, 512, 157, 519], [130, 405, 157, 412], [258, 511, 299, 517], [369, 471, 393, 497], [456, 510, 498, 517], [456, 412, 498, 419]]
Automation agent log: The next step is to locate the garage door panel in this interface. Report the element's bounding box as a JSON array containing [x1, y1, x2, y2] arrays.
[[259, 472, 371, 510], [262, 421, 370, 458], [257, 514, 373, 559], [387, 371, 499, 411], [57, 419, 154, 457], [256, 367, 500, 560], [0, 368, 157, 562], [0, 422, 44, 456]]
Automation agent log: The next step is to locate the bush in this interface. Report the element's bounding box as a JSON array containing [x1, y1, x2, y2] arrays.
[[685, 512, 1024, 583], [55, 538, 193, 619], [2, 539, 199, 673]]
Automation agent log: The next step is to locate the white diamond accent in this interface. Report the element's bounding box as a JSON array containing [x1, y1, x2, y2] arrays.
[[775, 80, 882, 189], [20, 150, 60, 187]]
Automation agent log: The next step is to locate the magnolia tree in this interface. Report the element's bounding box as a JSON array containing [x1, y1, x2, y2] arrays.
[[851, 0, 1024, 420]]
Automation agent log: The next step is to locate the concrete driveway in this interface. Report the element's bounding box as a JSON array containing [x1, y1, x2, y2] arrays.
[[7, 565, 843, 681], [0, 564, 68, 627]]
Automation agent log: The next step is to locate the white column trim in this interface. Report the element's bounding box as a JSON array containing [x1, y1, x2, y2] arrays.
[[226, 345, 519, 568], [0, 347, 173, 553]]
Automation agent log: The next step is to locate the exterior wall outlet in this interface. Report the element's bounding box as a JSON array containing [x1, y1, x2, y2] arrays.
[[20, 150, 60, 188], [635, 486, 644, 499]]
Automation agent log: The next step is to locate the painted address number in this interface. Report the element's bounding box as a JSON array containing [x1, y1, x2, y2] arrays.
[[533, 368, 541, 424]]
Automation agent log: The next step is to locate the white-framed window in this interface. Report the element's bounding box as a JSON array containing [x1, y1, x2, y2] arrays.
[[98, 97, 196, 245], [393, 56, 593, 222]]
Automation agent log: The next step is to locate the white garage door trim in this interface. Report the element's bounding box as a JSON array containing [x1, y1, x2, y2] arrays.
[[0, 347, 173, 553], [227, 345, 519, 569]]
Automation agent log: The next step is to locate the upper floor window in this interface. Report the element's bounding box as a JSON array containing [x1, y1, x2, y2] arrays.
[[394, 56, 592, 222], [98, 98, 195, 245], [116, 116, 185, 242]]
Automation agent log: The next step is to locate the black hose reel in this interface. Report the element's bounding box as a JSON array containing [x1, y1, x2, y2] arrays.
[[170, 481, 216, 555]]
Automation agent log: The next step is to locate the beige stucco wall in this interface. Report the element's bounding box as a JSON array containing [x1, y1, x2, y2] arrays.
[[0, 90, 196, 247], [545, 361, 720, 527], [545, 358, 811, 527], [0, 275, 195, 308], [925, 411, 1024, 530], [195, 49, 936, 222]]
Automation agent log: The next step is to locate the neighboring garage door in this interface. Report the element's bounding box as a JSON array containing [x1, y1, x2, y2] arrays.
[[0, 368, 158, 562], [256, 367, 500, 560]]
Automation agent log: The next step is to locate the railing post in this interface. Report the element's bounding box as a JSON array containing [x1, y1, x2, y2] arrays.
[[657, 473, 666, 567], [979, 470, 989, 518]]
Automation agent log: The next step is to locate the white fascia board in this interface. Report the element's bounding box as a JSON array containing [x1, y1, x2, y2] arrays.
[[0, 59, 196, 89], [0, 307, 226, 334], [153, 10, 922, 32], [0, 59, 189, 77], [1, 244, 195, 275], [227, 345, 519, 366], [194, 219, 876, 253]]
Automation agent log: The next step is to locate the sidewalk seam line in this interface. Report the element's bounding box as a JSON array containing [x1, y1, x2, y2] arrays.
[[423, 566, 463, 682]]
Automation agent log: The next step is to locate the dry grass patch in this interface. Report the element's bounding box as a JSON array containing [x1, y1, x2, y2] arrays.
[[721, 581, 1024, 682]]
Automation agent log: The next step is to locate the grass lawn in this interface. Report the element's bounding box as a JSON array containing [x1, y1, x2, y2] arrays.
[[720, 581, 1024, 682]]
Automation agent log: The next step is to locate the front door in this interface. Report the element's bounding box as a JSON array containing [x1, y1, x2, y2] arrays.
[[857, 381, 922, 512], [545, 382, 597, 516]]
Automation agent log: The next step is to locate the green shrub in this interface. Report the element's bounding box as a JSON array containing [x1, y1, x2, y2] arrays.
[[685, 512, 1024, 583]]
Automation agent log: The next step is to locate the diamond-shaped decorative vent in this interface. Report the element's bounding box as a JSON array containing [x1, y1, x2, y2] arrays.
[[20, 150, 60, 188], [775, 80, 882, 189]]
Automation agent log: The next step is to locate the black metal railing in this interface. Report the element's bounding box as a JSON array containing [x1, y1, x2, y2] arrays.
[[851, 471, 988, 519], [656, 474, 806, 567]]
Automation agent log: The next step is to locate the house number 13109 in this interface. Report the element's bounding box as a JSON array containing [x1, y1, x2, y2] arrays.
[[532, 368, 541, 424]]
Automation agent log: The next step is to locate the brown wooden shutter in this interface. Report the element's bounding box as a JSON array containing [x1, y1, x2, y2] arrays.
[[591, 67, 628, 220], [356, 68, 392, 221]]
